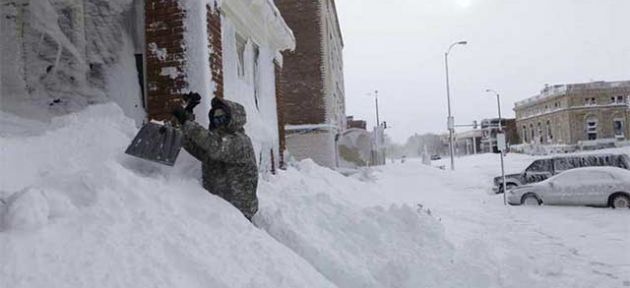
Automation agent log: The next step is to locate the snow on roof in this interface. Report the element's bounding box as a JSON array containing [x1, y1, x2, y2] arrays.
[[219, 0, 296, 51], [514, 80, 630, 109]]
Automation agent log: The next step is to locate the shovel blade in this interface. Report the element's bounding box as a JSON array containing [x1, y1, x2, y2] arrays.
[[125, 122, 183, 166]]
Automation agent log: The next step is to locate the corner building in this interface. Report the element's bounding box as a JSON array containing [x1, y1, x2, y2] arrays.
[[274, 0, 346, 168]]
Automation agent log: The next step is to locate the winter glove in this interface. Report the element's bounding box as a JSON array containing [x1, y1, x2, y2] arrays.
[[172, 107, 191, 125], [184, 92, 202, 113]]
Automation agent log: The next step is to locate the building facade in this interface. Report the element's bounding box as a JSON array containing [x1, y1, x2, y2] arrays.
[[514, 81, 630, 149], [454, 129, 482, 156], [2, 0, 295, 173], [274, 0, 346, 168], [346, 116, 367, 130]]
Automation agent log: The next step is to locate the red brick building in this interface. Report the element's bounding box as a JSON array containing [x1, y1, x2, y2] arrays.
[[346, 116, 367, 130], [275, 0, 346, 168], [142, 0, 295, 173]]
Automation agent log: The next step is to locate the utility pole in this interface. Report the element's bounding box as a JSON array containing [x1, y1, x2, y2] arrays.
[[375, 90, 380, 127], [487, 89, 507, 205], [444, 41, 467, 171]]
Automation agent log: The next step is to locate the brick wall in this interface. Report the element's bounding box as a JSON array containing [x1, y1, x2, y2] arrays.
[[207, 5, 223, 100], [145, 0, 186, 121], [274, 0, 326, 125]]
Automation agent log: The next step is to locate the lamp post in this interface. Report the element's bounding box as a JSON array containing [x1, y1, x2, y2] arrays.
[[374, 90, 380, 128], [445, 40, 467, 171], [486, 89, 507, 205]]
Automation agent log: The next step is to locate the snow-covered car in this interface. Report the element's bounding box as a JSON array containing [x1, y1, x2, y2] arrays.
[[492, 153, 630, 194], [507, 167, 630, 208]]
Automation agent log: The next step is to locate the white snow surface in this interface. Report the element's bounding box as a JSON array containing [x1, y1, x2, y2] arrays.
[[0, 103, 498, 288], [0, 104, 335, 288], [1, 103, 629, 288]]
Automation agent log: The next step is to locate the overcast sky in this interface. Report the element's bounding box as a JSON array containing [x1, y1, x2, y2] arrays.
[[335, 0, 630, 143]]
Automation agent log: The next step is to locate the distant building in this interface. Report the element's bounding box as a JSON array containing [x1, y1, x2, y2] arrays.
[[454, 129, 482, 156], [480, 118, 519, 153], [346, 116, 367, 130], [275, 0, 346, 168], [514, 81, 630, 150]]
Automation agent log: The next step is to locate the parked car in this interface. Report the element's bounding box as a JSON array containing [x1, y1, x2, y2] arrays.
[[493, 153, 630, 194], [507, 167, 630, 208], [430, 154, 441, 160]]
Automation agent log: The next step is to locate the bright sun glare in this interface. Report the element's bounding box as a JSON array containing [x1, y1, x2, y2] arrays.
[[456, 0, 473, 8]]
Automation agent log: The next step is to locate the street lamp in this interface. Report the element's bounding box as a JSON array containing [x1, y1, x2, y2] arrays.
[[486, 89, 507, 205], [445, 40, 467, 171]]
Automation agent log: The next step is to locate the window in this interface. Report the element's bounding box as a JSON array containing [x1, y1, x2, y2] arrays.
[[546, 120, 553, 142], [530, 124, 534, 141], [526, 159, 552, 173], [613, 119, 624, 139], [235, 33, 246, 78], [252, 43, 260, 110], [522, 125, 528, 143], [554, 102, 559, 108], [585, 97, 596, 106], [616, 95, 625, 104], [537, 122, 543, 143], [586, 117, 598, 140]]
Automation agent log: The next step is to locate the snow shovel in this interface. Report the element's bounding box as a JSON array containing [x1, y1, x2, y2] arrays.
[[125, 122, 183, 166], [125, 92, 201, 166]]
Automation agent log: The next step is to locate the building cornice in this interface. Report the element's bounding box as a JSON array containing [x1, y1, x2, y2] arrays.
[[516, 104, 629, 122], [514, 80, 630, 110]]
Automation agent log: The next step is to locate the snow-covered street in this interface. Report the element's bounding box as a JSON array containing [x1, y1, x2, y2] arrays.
[[374, 154, 630, 288]]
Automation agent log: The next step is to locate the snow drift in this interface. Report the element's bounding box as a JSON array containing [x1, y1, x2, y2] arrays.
[[0, 102, 496, 287], [0, 104, 335, 288]]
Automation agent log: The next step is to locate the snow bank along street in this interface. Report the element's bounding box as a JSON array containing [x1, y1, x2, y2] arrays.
[[1, 104, 628, 288]]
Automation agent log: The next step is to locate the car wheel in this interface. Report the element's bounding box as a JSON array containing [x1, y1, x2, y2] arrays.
[[521, 194, 541, 206], [611, 194, 630, 209]]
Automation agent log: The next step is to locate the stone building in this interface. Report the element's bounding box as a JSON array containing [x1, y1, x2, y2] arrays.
[[274, 0, 346, 168], [514, 81, 630, 149]]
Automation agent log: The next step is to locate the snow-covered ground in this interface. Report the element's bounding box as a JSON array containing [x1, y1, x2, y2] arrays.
[[1, 104, 629, 287], [386, 153, 630, 288]]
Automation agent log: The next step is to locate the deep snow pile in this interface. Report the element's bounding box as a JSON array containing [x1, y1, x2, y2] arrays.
[[0, 104, 335, 288], [256, 162, 498, 288], [0, 103, 497, 287]]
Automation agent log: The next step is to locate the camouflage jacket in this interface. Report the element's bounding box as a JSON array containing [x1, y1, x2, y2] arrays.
[[181, 99, 258, 220]]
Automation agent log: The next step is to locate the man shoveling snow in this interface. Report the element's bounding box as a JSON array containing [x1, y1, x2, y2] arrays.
[[173, 96, 259, 221]]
